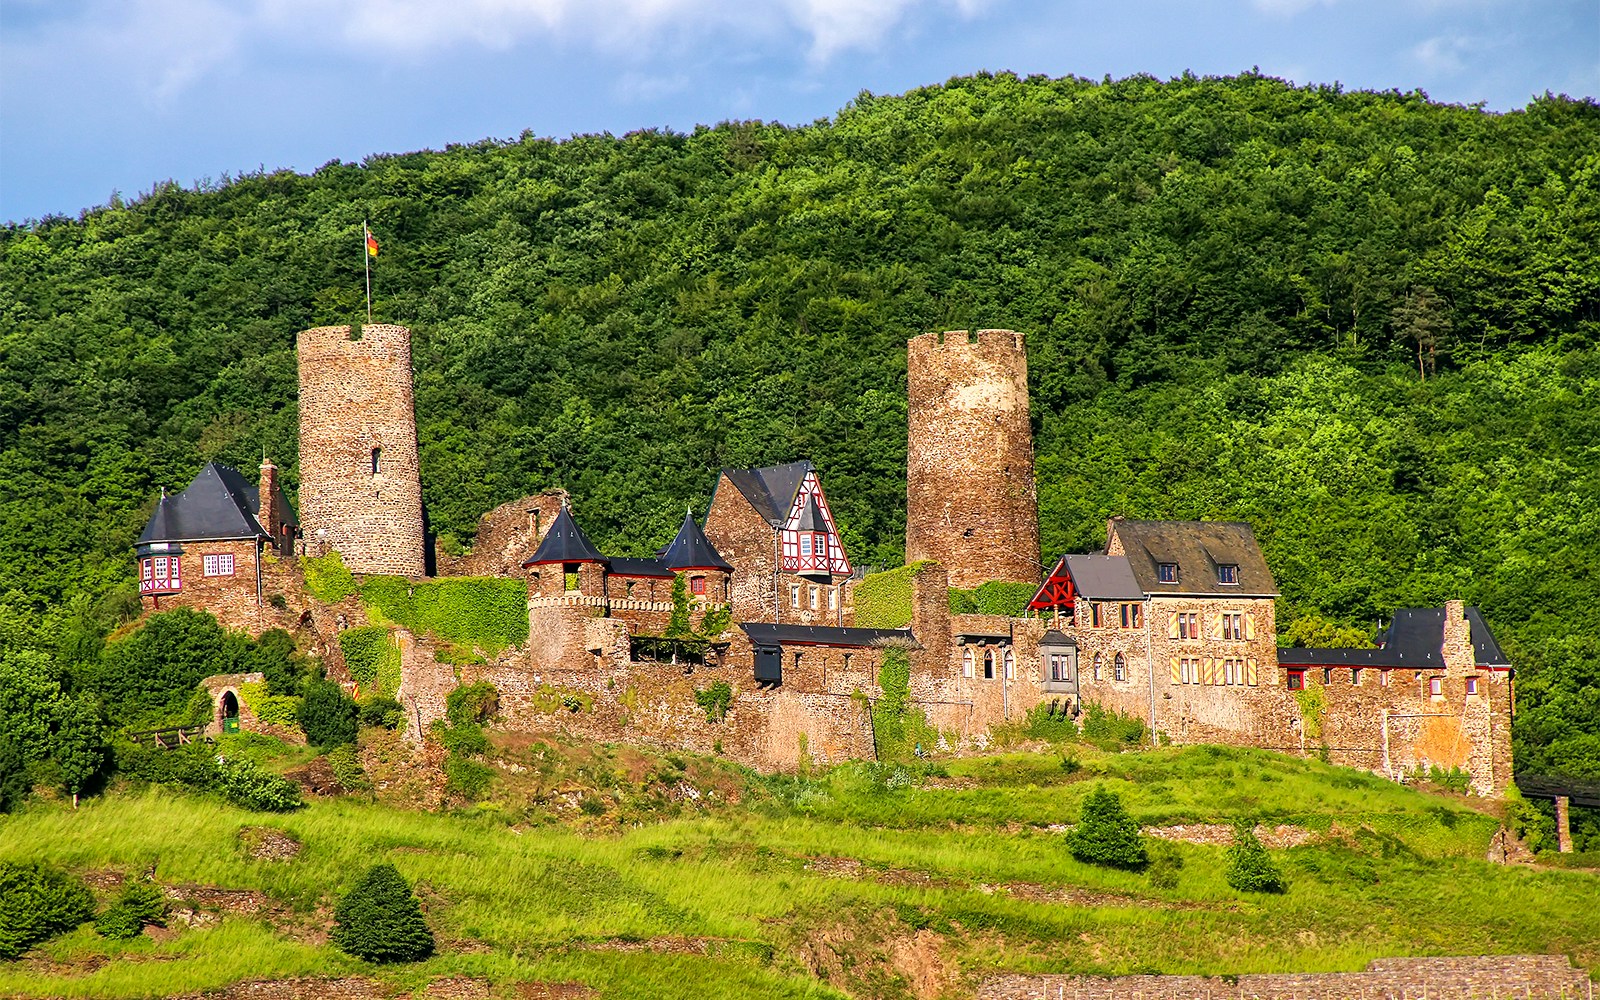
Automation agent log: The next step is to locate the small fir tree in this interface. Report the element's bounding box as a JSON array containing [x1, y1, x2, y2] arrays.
[[330, 863, 434, 963], [1225, 821, 1286, 893], [297, 679, 358, 749], [1066, 786, 1148, 869]]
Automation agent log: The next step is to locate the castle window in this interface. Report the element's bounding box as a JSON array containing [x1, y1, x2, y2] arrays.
[[1092, 652, 1103, 681], [1157, 562, 1178, 583], [1217, 564, 1239, 585], [1466, 677, 1479, 696], [1429, 676, 1443, 697], [1180, 658, 1197, 684], [1114, 653, 1127, 682], [1178, 613, 1199, 639], [1322, 668, 1332, 685], [983, 650, 995, 679], [1004, 648, 1015, 680], [1286, 670, 1304, 691], [564, 563, 580, 591], [1380, 669, 1391, 687], [202, 553, 235, 577], [690, 576, 706, 596], [790, 584, 801, 608], [1351, 668, 1362, 686], [1222, 613, 1244, 640], [809, 587, 820, 610], [963, 648, 974, 678], [1120, 603, 1143, 629], [370, 447, 382, 475], [800, 534, 812, 557], [828, 587, 838, 611], [843, 653, 853, 671]]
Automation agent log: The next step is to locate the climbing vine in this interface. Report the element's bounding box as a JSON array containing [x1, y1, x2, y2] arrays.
[[1293, 686, 1328, 741]]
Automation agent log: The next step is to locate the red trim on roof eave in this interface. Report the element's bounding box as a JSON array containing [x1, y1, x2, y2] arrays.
[[669, 565, 728, 572], [522, 558, 605, 567], [781, 639, 878, 649]]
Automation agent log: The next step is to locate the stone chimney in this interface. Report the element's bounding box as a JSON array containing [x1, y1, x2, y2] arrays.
[[258, 459, 280, 543], [1441, 599, 1474, 673]]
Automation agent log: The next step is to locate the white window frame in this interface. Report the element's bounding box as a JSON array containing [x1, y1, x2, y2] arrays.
[[203, 553, 235, 577]]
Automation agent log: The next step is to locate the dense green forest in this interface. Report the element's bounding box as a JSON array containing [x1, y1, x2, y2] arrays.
[[2, 71, 1597, 779]]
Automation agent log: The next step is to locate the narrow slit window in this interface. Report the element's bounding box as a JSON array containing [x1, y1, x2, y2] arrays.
[[370, 447, 382, 475]]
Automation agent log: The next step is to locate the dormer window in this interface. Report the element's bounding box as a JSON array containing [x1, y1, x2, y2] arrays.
[[1157, 562, 1178, 583], [1216, 564, 1239, 585]]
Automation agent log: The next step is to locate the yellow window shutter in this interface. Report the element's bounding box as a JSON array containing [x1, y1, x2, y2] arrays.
[[1202, 657, 1214, 684], [1245, 614, 1257, 640], [1247, 658, 1259, 686], [1170, 657, 1180, 684], [1168, 613, 1180, 640], [1212, 613, 1224, 639]]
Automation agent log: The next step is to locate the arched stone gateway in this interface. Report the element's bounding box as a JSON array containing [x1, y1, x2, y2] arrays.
[[219, 690, 240, 733]]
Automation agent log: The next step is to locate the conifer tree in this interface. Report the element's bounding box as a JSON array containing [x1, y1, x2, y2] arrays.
[[1225, 821, 1287, 893], [330, 863, 434, 963], [1066, 785, 1148, 869]]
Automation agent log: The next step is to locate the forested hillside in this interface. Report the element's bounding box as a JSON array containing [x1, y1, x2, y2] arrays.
[[2, 72, 1597, 778]]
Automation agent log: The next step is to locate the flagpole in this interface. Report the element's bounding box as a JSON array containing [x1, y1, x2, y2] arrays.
[[363, 220, 373, 325]]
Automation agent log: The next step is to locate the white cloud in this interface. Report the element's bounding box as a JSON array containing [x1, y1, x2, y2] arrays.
[[1250, 0, 1337, 16], [1411, 33, 1473, 74]]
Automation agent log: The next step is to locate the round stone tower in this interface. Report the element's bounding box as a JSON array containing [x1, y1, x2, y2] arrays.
[[905, 329, 1041, 589], [297, 324, 426, 577]]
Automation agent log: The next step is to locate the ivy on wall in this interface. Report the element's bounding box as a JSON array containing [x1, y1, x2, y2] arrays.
[[235, 681, 301, 728], [949, 581, 1037, 618], [869, 647, 941, 761], [338, 626, 400, 698], [302, 551, 358, 604], [359, 576, 528, 654], [853, 564, 925, 629]]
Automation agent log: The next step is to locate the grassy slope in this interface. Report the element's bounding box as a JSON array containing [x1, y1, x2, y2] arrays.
[[0, 744, 1595, 999]]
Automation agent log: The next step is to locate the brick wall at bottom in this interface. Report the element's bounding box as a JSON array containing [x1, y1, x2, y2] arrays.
[[979, 955, 1592, 1000]]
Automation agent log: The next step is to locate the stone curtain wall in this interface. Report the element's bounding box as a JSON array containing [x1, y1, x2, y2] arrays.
[[434, 492, 567, 578], [297, 324, 425, 577], [979, 955, 1593, 1000], [905, 330, 1041, 590]]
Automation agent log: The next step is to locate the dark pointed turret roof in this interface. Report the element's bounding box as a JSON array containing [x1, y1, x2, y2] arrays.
[[136, 462, 268, 553], [794, 495, 827, 532], [522, 505, 605, 566], [661, 510, 733, 572]]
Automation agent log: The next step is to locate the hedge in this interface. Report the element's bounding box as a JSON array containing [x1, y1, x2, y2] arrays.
[[360, 576, 528, 653], [948, 580, 1036, 617], [854, 564, 924, 629]]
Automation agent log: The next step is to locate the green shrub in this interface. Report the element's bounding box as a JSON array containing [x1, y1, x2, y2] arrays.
[[1081, 703, 1146, 750], [1426, 765, 1472, 794], [1023, 702, 1078, 741], [446, 682, 499, 726], [248, 629, 310, 697], [302, 551, 358, 603], [1147, 841, 1184, 890], [0, 736, 27, 813], [327, 744, 368, 790], [444, 756, 493, 800], [298, 679, 358, 749], [0, 862, 94, 959], [95, 880, 168, 940], [695, 681, 733, 722], [217, 759, 303, 812], [435, 722, 489, 757], [359, 695, 405, 730], [1225, 822, 1287, 893], [113, 739, 219, 790], [1066, 786, 1148, 869], [330, 864, 434, 963], [854, 564, 922, 629], [1504, 784, 1557, 854]]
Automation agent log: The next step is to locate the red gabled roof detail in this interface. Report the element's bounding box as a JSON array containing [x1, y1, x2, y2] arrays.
[[1029, 555, 1078, 611]]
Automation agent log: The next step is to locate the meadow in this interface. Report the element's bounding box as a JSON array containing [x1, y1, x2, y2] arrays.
[[0, 742, 1595, 999]]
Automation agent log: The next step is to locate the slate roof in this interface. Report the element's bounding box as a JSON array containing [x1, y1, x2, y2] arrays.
[[660, 510, 733, 571], [1111, 519, 1278, 597], [522, 506, 605, 565], [1278, 606, 1510, 669], [795, 495, 827, 532], [740, 623, 913, 649], [605, 557, 675, 579], [1062, 554, 1145, 600], [136, 462, 271, 551], [720, 460, 813, 527]]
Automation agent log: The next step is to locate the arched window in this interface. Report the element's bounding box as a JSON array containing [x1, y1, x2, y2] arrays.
[[1114, 653, 1127, 682], [1003, 648, 1015, 680], [1092, 652, 1102, 681], [962, 648, 974, 678], [983, 649, 995, 679], [370, 447, 382, 475]]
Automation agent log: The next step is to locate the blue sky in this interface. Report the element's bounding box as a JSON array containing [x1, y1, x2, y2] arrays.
[[1, 0, 1596, 224]]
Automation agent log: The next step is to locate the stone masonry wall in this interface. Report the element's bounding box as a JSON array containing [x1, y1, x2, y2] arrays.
[[144, 540, 264, 627], [435, 491, 567, 577], [297, 324, 425, 577], [980, 955, 1593, 1000], [705, 472, 781, 622], [906, 330, 1041, 590]]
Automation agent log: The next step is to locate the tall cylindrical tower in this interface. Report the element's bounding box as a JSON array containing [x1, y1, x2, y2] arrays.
[[905, 329, 1041, 589], [297, 324, 425, 577]]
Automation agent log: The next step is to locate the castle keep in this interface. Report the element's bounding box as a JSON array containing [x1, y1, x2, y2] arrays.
[[135, 326, 1516, 796]]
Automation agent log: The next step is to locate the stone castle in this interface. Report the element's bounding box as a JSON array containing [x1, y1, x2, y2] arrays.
[[134, 323, 1515, 795]]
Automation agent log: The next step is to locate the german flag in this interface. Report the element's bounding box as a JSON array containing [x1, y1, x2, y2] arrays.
[[365, 227, 380, 258]]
